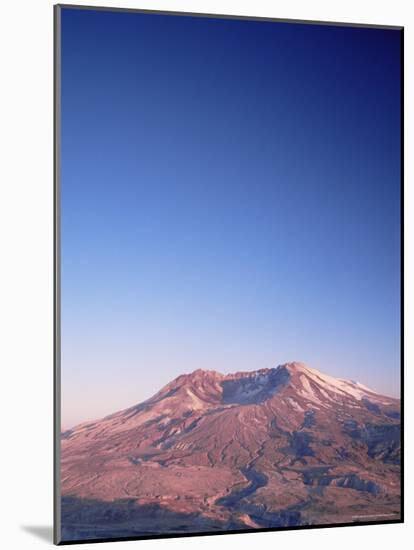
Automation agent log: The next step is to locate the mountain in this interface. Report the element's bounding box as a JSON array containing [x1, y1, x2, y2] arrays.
[[60, 362, 401, 541]]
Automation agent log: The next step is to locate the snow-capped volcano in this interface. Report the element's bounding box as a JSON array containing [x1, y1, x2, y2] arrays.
[[63, 363, 395, 441], [61, 362, 400, 539], [154, 361, 393, 407]]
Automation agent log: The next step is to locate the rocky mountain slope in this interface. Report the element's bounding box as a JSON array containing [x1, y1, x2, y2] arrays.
[[60, 362, 401, 540]]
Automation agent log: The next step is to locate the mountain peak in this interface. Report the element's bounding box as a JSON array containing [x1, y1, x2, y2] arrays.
[[172, 362, 309, 383], [65, 362, 398, 440], [61, 360, 401, 533], [188, 368, 223, 379], [149, 362, 391, 412], [283, 361, 308, 372]]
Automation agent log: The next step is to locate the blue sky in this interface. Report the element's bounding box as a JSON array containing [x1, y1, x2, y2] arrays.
[[60, 8, 401, 427]]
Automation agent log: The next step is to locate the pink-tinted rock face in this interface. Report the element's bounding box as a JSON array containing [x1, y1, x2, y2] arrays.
[[60, 363, 401, 540]]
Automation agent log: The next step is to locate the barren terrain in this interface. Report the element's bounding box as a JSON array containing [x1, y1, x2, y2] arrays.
[[60, 362, 401, 541]]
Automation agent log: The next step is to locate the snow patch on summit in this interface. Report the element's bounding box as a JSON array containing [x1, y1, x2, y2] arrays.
[[298, 365, 388, 403], [298, 375, 325, 406]]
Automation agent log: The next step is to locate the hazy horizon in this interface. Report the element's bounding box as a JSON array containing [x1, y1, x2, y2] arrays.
[[61, 9, 401, 429]]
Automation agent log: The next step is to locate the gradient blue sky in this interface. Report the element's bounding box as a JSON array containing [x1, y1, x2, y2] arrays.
[[60, 8, 401, 428]]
